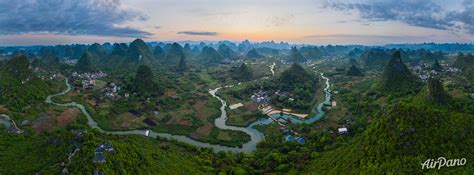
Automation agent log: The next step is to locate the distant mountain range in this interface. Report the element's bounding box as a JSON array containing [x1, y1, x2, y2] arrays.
[[2, 42, 472, 59], [385, 43, 474, 53]]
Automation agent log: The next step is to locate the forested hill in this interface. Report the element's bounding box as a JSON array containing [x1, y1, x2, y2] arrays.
[[385, 43, 474, 53], [0, 55, 52, 111], [377, 51, 422, 95], [306, 102, 474, 174]]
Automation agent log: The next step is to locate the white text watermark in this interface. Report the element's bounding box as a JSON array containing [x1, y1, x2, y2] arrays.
[[421, 157, 466, 170]]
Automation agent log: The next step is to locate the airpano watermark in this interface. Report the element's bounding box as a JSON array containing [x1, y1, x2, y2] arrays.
[[421, 157, 467, 169]]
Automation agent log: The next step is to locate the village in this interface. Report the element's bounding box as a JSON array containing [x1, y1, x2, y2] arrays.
[[69, 71, 132, 101], [409, 60, 461, 81], [225, 80, 350, 145]]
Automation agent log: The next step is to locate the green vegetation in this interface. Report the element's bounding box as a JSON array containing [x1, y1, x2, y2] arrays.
[[128, 39, 153, 63], [237, 63, 319, 111], [289, 47, 306, 63], [0, 56, 52, 111], [163, 43, 184, 65], [218, 44, 238, 59], [278, 63, 316, 92], [200, 46, 222, 64], [153, 45, 165, 59], [349, 58, 358, 65], [111, 43, 128, 56], [360, 48, 390, 68], [377, 51, 422, 95], [300, 46, 322, 59], [233, 63, 253, 81], [306, 103, 473, 174], [1, 39, 473, 174], [132, 65, 161, 96], [432, 59, 442, 72], [453, 53, 474, 70], [426, 77, 450, 104], [345, 65, 364, 76], [246, 49, 264, 59], [0, 130, 71, 174], [87, 43, 107, 58], [75, 51, 95, 72], [0, 129, 208, 174], [178, 54, 187, 72]]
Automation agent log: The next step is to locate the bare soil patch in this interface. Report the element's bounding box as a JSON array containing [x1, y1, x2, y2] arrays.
[[191, 123, 213, 138]]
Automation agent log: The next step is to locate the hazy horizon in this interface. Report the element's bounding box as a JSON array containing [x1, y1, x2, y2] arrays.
[[2, 38, 474, 48]]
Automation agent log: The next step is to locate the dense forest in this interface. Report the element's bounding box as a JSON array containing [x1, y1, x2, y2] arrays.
[[1, 39, 473, 174]]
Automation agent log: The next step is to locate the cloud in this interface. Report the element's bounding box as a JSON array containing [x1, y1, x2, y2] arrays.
[[177, 31, 218, 36], [304, 34, 436, 40], [266, 14, 295, 27], [0, 0, 151, 37], [186, 8, 238, 17], [325, 0, 474, 34], [303, 34, 441, 44]]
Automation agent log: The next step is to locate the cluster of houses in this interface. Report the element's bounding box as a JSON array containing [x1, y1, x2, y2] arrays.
[[39, 73, 60, 81], [410, 63, 441, 81], [101, 82, 128, 100], [250, 90, 295, 105], [251, 90, 271, 104], [438, 60, 462, 73], [418, 70, 439, 81], [71, 71, 107, 91], [280, 59, 312, 65], [63, 59, 78, 65], [445, 67, 461, 73], [93, 141, 114, 164], [72, 71, 107, 80], [410, 61, 464, 81]]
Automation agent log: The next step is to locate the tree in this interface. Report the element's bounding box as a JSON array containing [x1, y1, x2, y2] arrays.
[[153, 45, 165, 60], [178, 54, 187, 72], [345, 65, 364, 76], [200, 46, 222, 64], [165, 43, 185, 64], [289, 47, 306, 63], [218, 44, 238, 59], [129, 39, 153, 62], [360, 48, 390, 68], [426, 77, 450, 104], [233, 63, 252, 81], [75, 51, 95, 72], [87, 43, 107, 58], [431, 59, 442, 72], [111, 43, 128, 56], [377, 51, 421, 95], [246, 49, 263, 59], [132, 65, 160, 96]]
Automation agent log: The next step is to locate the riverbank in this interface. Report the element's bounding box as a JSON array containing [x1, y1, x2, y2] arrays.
[[46, 79, 262, 153], [45, 73, 331, 153]]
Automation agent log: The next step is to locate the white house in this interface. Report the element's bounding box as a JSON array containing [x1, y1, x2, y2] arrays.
[[338, 127, 348, 134]]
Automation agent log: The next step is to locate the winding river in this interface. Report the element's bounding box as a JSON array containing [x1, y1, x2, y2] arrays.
[[269, 62, 276, 76], [46, 73, 330, 153], [269, 73, 331, 124]]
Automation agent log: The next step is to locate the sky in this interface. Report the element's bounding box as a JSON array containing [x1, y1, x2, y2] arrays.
[[0, 0, 473, 46]]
